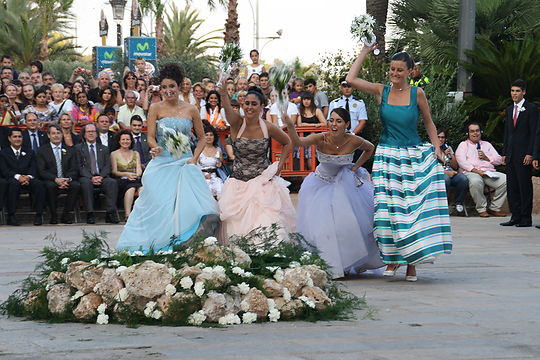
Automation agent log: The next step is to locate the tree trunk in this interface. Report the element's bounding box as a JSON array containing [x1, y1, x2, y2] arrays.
[[38, 34, 49, 61], [366, 0, 389, 57], [223, 0, 240, 44], [156, 16, 166, 58]]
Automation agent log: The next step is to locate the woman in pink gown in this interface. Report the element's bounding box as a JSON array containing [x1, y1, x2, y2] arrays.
[[218, 85, 295, 242]]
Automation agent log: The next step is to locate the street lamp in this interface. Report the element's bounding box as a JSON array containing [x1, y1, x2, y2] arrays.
[[109, 0, 127, 46], [260, 29, 283, 55]]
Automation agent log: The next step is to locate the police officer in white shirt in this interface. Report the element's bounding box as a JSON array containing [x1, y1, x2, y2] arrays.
[[327, 76, 368, 136]]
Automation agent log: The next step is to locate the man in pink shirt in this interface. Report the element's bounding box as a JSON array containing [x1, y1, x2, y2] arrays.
[[455, 122, 507, 217]]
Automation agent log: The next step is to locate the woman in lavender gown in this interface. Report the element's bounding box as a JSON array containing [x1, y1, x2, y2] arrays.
[[284, 108, 384, 278]]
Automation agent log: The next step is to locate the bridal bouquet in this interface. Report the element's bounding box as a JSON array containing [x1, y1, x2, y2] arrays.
[[217, 42, 243, 87], [163, 127, 191, 158], [350, 14, 380, 55], [269, 64, 294, 114]]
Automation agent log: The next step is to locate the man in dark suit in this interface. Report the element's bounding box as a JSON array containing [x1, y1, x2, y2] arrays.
[[36, 124, 81, 224], [75, 123, 119, 224], [96, 114, 118, 152], [533, 115, 540, 230], [22, 112, 49, 151], [0, 127, 46, 225], [130, 115, 150, 168], [501, 79, 538, 228]]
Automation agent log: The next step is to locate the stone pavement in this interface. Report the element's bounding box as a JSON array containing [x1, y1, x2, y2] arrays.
[[1, 215, 539, 360]]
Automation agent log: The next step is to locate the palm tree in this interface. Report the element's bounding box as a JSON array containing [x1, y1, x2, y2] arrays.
[[33, 0, 75, 61], [0, 0, 79, 66], [366, 0, 389, 57], [163, 4, 222, 60], [138, 0, 166, 57]]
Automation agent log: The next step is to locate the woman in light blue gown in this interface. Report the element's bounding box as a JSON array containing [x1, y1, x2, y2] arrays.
[[116, 64, 218, 253], [284, 108, 384, 279]]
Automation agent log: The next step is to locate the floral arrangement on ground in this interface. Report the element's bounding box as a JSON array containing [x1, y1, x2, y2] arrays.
[[1, 226, 372, 327]]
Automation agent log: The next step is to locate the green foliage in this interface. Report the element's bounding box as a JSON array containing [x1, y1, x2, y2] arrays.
[[389, 0, 540, 72], [39, 60, 92, 83], [163, 4, 222, 61], [461, 34, 540, 146], [158, 55, 218, 83], [0, 0, 80, 66]]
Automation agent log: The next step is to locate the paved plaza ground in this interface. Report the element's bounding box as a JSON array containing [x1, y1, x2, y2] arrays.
[[1, 215, 539, 360]]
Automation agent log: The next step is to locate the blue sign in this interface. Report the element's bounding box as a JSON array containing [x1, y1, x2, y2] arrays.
[[95, 46, 122, 68], [125, 37, 157, 60]]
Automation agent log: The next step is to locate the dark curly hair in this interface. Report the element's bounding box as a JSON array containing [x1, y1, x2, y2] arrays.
[[330, 107, 351, 130], [202, 119, 219, 147], [158, 63, 184, 87], [246, 86, 266, 106]]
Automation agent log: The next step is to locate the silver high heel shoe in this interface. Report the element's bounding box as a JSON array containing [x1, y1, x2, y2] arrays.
[[383, 265, 400, 277]]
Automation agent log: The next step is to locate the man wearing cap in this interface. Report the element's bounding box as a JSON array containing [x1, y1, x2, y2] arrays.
[[327, 76, 368, 137], [410, 61, 430, 88]]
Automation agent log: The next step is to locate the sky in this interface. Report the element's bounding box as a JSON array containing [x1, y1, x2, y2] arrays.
[[71, 0, 370, 66]]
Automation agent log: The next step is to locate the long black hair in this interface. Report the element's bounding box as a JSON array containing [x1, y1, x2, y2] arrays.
[[205, 90, 222, 113]]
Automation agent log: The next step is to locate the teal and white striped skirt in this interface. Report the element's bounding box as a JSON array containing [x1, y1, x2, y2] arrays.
[[373, 143, 452, 265]]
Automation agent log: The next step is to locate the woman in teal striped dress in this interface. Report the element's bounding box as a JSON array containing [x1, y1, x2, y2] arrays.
[[346, 45, 452, 281]]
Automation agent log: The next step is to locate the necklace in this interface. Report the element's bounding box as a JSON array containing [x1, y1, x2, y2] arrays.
[[327, 134, 348, 149], [392, 84, 411, 91]]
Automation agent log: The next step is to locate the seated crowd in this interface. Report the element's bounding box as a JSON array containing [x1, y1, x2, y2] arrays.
[[0, 52, 532, 225]]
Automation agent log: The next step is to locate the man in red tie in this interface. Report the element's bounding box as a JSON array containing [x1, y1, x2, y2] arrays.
[[501, 79, 538, 228]]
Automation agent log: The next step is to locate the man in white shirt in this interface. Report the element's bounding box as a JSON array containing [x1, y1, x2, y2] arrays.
[[117, 91, 146, 129]]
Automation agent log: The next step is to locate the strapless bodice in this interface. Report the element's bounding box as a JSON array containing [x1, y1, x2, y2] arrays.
[[314, 150, 369, 186]]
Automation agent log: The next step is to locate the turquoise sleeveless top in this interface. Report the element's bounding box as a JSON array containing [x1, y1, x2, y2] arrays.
[[379, 85, 421, 146]]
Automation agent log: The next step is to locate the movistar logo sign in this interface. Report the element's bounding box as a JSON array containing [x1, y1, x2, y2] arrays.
[[104, 51, 114, 60], [136, 42, 149, 51]]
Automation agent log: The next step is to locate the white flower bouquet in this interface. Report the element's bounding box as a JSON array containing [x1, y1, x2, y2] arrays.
[[217, 42, 243, 87], [162, 127, 191, 158], [350, 14, 380, 55], [269, 64, 294, 114]]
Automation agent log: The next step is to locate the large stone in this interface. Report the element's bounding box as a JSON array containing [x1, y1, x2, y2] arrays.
[[301, 286, 332, 310], [46, 271, 66, 285], [243, 288, 269, 318], [282, 268, 312, 297], [263, 279, 283, 297], [224, 292, 242, 315], [124, 294, 153, 311], [202, 291, 227, 323], [73, 292, 103, 319], [47, 283, 71, 314], [230, 246, 252, 267], [24, 289, 42, 310], [120, 261, 172, 299], [95, 268, 124, 305], [277, 298, 303, 319], [65, 261, 104, 294], [302, 265, 328, 288], [195, 271, 230, 289], [194, 245, 226, 263], [179, 266, 202, 278]]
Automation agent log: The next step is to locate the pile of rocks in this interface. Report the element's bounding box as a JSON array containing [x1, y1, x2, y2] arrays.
[[23, 242, 333, 326]]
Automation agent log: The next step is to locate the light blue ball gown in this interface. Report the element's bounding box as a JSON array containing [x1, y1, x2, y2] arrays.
[[116, 117, 219, 253]]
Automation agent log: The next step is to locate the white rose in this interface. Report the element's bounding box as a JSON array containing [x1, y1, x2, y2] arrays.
[[282, 287, 291, 302], [168, 267, 177, 276], [187, 310, 206, 326], [194, 282, 205, 297], [115, 288, 129, 302], [268, 308, 280, 322], [144, 307, 153, 317], [212, 265, 226, 274], [242, 312, 257, 324], [242, 271, 253, 278], [97, 262, 107, 268], [116, 266, 128, 274], [70, 290, 84, 302], [90, 259, 99, 265], [240, 300, 250, 312], [237, 282, 250, 295], [232, 267, 245, 276], [203, 236, 218, 246], [202, 267, 214, 273], [180, 276, 193, 290], [96, 313, 109, 325], [266, 266, 280, 273], [60, 257, 70, 265], [165, 284, 177, 296], [274, 269, 284, 283], [151, 310, 163, 320], [289, 261, 301, 268], [108, 260, 120, 267], [131, 251, 144, 257], [267, 298, 276, 311], [97, 303, 107, 314]]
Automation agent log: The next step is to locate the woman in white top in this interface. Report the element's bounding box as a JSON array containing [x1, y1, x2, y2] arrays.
[[246, 49, 266, 77], [269, 90, 299, 128], [49, 83, 74, 122], [180, 77, 197, 105]]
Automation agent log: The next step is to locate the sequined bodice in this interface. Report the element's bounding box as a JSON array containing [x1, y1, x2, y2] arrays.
[[114, 151, 137, 173], [314, 150, 369, 186], [231, 137, 270, 181]]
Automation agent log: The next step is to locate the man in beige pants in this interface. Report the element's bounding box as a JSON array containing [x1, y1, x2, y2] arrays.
[[455, 122, 507, 217]]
